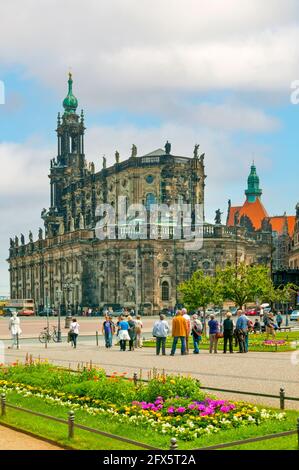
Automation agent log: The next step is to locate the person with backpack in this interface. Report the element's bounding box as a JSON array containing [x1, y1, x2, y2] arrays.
[[134, 315, 143, 348], [191, 314, 202, 354], [127, 315, 137, 351], [152, 314, 170, 355]]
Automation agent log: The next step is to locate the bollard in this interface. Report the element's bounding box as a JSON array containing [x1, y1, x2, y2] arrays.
[[133, 372, 138, 386], [1, 393, 6, 417], [68, 411, 75, 439], [169, 437, 178, 450], [279, 388, 285, 410], [16, 333, 19, 350], [96, 331, 99, 347]]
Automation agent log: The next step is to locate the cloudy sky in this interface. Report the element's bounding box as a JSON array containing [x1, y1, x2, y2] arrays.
[[0, 0, 299, 295]]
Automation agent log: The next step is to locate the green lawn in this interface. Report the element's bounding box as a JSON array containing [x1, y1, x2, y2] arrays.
[[143, 331, 299, 352], [0, 389, 298, 450]]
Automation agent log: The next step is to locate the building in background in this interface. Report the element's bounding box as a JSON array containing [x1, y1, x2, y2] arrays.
[[289, 203, 299, 269], [227, 163, 295, 271], [8, 76, 272, 314]]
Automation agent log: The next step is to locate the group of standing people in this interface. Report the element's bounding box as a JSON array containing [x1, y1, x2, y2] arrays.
[[152, 308, 203, 356], [103, 314, 143, 351], [152, 308, 259, 356]]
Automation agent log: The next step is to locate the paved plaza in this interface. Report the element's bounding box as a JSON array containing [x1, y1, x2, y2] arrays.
[[0, 425, 62, 450]]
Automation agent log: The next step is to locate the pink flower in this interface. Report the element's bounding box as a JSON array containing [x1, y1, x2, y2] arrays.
[[167, 407, 175, 414], [176, 407, 186, 413]]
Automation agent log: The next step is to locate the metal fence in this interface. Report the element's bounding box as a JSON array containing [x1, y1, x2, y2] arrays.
[[0, 393, 159, 450]]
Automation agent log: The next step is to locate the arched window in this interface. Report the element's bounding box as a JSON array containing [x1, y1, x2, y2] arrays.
[[161, 281, 170, 301], [145, 193, 156, 211]]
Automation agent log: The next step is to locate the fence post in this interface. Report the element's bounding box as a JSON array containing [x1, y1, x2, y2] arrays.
[[279, 388, 285, 410], [96, 331, 99, 347], [1, 393, 6, 417], [297, 417, 299, 450], [68, 411, 75, 439], [169, 437, 178, 450], [133, 372, 138, 386], [16, 333, 19, 350]]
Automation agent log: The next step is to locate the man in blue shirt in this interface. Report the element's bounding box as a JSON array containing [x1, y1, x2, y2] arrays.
[[236, 310, 249, 353]]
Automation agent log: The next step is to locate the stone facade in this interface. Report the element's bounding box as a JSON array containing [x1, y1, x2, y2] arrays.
[[289, 203, 299, 269], [8, 76, 272, 314]]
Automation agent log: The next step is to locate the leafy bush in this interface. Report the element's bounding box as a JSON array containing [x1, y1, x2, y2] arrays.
[[61, 377, 138, 404], [138, 375, 203, 402], [0, 363, 106, 390]]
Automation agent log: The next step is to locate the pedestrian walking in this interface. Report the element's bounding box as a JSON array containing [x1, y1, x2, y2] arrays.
[[191, 314, 202, 354], [102, 315, 115, 348], [127, 315, 136, 351], [134, 315, 143, 348], [182, 308, 191, 353], [152, 314, 170, 355], [208, 314, 219, 353], [265, 312, 276, 339], [170, 310, 187, 356], [69, 318, 80, 348], [276, 311, 283, 330], [118, 316, 130, 351], [8, 312, 22, 349], [223, 312, 234, 353]]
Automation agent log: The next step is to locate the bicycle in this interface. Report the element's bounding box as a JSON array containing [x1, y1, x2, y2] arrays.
[[38, 325, 59, 343]]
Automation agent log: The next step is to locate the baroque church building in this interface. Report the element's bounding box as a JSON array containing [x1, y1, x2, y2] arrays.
[[8, 75, 272, 314]]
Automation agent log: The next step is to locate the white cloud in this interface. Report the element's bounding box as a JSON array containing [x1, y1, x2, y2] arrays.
[[0, 0, 298, 112]]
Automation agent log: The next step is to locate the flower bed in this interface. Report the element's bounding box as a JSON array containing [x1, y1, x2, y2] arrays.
[[0, 363, 286, 441]]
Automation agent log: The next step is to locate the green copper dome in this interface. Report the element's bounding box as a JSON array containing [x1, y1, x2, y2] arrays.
[[245, 163, 262, 202], [63, 73, 78, 114]]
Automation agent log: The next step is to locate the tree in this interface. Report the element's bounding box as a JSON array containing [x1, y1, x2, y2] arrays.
[[178, 270, 223, 311], [215, 263, 274, 309], [268, 283, 298, 306], [178, 270, 223, 334]]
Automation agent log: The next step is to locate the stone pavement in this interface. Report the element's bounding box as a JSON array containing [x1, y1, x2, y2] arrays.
[[3, 340, 299, 410], [0, 425, 62, 450]]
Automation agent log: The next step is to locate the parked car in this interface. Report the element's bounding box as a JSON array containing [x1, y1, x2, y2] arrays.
[[38, 308, 54, 316], [263, 307, 271, 314], [245, 308, 259, 316], [206, 308, 215, 316], [290, 310, 299, 321], [229, 307, 238, 316], [18, 309, 35, 316]]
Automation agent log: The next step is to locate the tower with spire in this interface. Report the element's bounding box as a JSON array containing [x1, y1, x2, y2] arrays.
[[44, 73, 87, 236], [245, 163, 262, 203], [56, 72, 85, 169]]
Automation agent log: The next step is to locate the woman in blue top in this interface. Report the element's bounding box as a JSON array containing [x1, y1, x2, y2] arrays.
[[118, 316, 130, 351], [208, 314, 219, 354]]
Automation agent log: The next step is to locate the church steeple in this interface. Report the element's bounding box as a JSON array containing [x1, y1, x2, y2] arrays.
[[245, 163, 262, 203], [63, 73, 78, 115]]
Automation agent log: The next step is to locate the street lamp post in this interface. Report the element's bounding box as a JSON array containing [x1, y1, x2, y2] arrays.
[[63, 282, 75, 313], [56, 289, 63, 342]]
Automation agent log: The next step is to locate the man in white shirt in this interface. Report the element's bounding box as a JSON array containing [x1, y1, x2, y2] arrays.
[[8, 312, 22, 349], [182, 308, 191, 353], [152, 314, 170, 355]]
